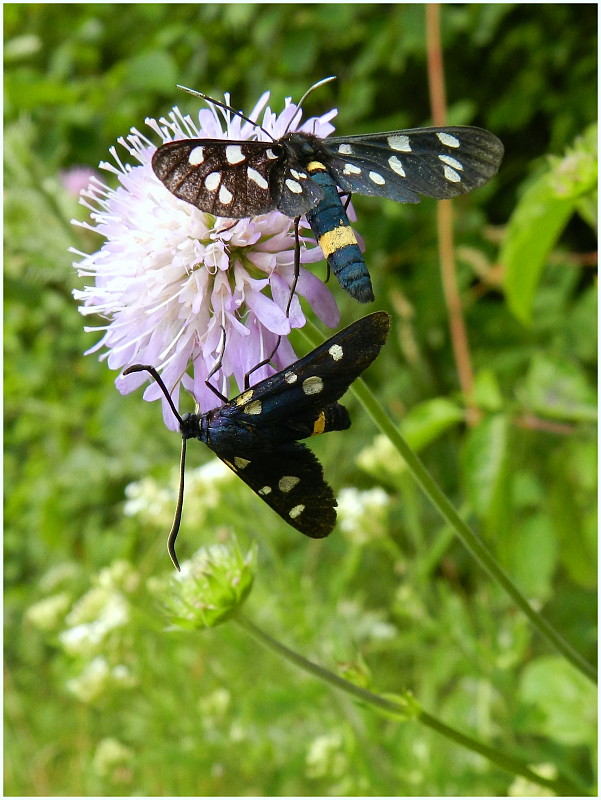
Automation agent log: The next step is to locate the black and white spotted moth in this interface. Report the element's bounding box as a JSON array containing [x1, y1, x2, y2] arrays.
[[124, 311, 390, 569], [152, 79, 504, 303]]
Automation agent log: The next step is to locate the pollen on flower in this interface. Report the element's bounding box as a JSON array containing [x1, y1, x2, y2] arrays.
[[71, 88, 341, 428]]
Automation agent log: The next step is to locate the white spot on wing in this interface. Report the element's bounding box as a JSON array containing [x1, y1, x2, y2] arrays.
[[437, 132, 460, 148], [242, 400, 263, 415], [388, 155, 406, 177], [328, 344, 343, 361], [219, 185, 233, 204], [343, 163, 361, 175], [338, 144, 353, 155], [205, 172, 221, 191], [279, 476, 300, 493], [234, 457, 251, 470], [439, 154, 463, 170], [302, 376, 324, 395], [284, 371, 298, 384], [285, 178, 303, 194], [234, 389, 254, 406], [243, 399, 263, 415], [189, 146, 205, 165], [225, 145, 245, 164], [258, 485, 272, 495], [369, 171, 386, 186], [388, 134, 412, 152], [248, 167, 268, 189], [289, 504, 305, 519], [443, 165, 461, 183]]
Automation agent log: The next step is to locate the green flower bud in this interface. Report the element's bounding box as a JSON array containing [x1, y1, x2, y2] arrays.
[[159, 539, 257, 630]]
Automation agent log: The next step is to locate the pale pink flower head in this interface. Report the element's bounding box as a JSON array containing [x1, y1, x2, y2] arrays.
[[72, 88, 340, 428]]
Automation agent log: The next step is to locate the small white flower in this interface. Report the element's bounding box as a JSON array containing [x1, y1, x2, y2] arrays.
[[92, 737, 134, 778], [60, 587, 130, 656], [66, 656, 136, 703], [306, 732, 348, 779], [124, 457, 234, 528], [26, 592, 71, 631], [357, 433, 406, 483], [337, 486, 390, 543]]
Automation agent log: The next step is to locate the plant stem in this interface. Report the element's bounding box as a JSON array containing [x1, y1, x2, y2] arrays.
[[234, 612, 588, 796], [426, 3, 480, 425], [298, 319, 597, 685]]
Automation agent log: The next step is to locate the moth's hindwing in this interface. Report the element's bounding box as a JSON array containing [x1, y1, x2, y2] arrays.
[[324, 126, 504, 202], [220, 442, 337, 538]]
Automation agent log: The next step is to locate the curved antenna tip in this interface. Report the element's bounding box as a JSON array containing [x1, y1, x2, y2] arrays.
[[169, 547, 182, 572]]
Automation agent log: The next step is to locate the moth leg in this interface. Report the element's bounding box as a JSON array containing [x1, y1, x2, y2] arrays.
[[244, 336, 282, 390], [339, 190, 353, 213], [285, 216, 301, 317], [205, 326, 229, 403]]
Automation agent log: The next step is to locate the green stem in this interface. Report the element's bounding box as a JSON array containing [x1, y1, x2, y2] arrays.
[[298, 319, 597, 685], [234, 612, 588, 796]]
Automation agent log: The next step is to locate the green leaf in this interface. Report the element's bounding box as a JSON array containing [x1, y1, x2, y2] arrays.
[[501, 124, 598, 324], [461, 413, 509, 525], [401, 397, 465, 450], [519, 656, 597, 746], [501, 173, 576, 325], [548, 439, 597, 589], [504, 512, 558, 600], [518, 353, 596, 423], [472, 369, 504, 412]]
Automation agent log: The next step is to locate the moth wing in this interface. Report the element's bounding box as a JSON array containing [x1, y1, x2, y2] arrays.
[[219, 443, 337, 538], [230, 311, 391, 430], [152, 138, 283, 217], [272, 159, 326, 217], [325, 126, 504, 201]]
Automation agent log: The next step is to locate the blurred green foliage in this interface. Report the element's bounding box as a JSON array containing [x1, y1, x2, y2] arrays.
[[5, 3, 596, 797]]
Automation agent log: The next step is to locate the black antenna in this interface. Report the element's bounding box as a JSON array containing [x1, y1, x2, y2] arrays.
[[177, 85, 275, 141], [285, 75, 336, 129], [177, 76, 337, 140], [123, 364, 187, 571]]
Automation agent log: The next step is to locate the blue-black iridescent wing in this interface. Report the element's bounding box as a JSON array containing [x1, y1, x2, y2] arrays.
[[323, 126, 504, 202], [201, 312, 390, 537], [222, 310, 390, 441], [219, 442, 338, 538]]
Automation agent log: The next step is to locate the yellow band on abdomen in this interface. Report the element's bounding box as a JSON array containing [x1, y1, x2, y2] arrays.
[[318, 225, 358, 258], [307, 160, 327, 173]]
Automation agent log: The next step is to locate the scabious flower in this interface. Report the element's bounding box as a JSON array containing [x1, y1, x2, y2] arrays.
[[72, 88, 341, 428]]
